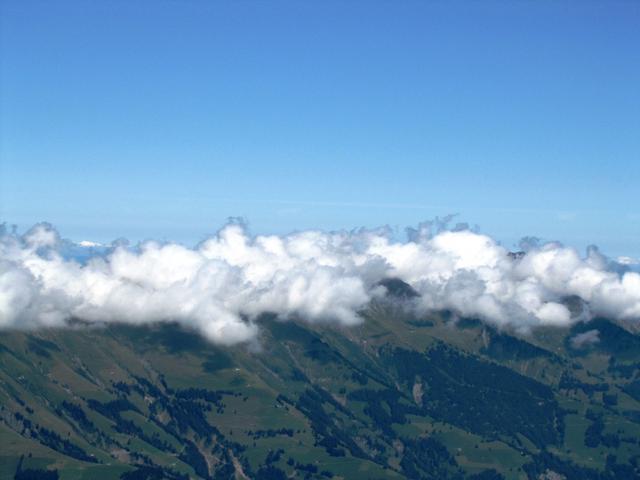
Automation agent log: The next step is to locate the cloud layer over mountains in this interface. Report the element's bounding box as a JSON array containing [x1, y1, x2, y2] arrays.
[[1, 221, 639, 344]]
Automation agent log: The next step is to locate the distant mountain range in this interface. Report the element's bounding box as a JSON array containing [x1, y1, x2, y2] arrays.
[[2, 292, 640, 479]]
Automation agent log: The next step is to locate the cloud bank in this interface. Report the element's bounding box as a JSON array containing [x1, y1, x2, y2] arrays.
[[1, 221, 639, 344]]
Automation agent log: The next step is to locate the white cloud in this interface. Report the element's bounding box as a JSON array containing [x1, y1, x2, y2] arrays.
[[617, 256, 639, 266], [1, 221, 639, 344], [78, 240, 103, 247], [570, 329, 600, 349]]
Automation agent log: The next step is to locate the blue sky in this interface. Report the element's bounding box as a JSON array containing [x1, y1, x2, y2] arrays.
[[1, 1, 639, 256]]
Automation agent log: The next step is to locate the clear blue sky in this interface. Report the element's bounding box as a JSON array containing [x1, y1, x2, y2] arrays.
[[1, 1, 639, 256]]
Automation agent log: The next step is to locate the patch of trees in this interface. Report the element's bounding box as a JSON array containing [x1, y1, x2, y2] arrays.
[[128, 451, 153, 465], [294, 461, 318, 474], [139, 431, 176, 453], [115, 417, 176, 453], [347, 388, 419, 437], [58, 401, 95, 432], [523, 450, 640, 480], [119, 465, 188, 480], [385, 344, 563, 448], [295, 387, 363, 458], [14, 468, 58, 480], [264, 448, 284, 464], [290, 368, 309, 382], [455, 317, 481, 329], [481, 331, 556, 362], [178, 440, 209, 479], [276, 394, 294, 406], [304, 337, 341, 364], [567, 319, 640, 358], [399, 437, 462, 480], [163, 397, 217, 438], [174, 387, 227, 405], [624, 410, 640, 424], [87, 398, 139, 421], [117, 384, 248, 480], [132, 376, 163, 397], [11, 416, 91, 464], [584, 410, 620, 449], [467, 469, 505, 480], [255, 465, 287, 480], [87, 398, 143, 435], [319, 436, 346, 457], [407, 319, 435, 327], [86, 397, 175, 452], [213, 460, 236, 480], [26, 336, 60, 359], [112, 381, 134, 396], [280, 462, 334, 480], [14, 412, 33, 434], [350, 371, 368, 385], [604, 454, 640, 480], [623, 379, 640, 403], [558, 371, 609, 396], [248, 428, 294, 439], [607, 358, 640, 380], [603, 393, 618, 407], [33, 427, 96, 463]]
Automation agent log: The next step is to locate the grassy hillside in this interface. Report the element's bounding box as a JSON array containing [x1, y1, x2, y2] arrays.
[[1, 305, 640, 479]]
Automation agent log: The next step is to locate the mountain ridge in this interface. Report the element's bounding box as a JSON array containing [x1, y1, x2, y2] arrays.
[[1, 305, 640, 479]]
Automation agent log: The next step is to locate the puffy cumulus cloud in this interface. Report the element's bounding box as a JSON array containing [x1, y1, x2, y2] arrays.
[[0, 222, 377, 344], [1, 221, 640, 344]]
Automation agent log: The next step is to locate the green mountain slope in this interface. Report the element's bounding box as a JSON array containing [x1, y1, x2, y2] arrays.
[[1, 304, 640, 479]]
